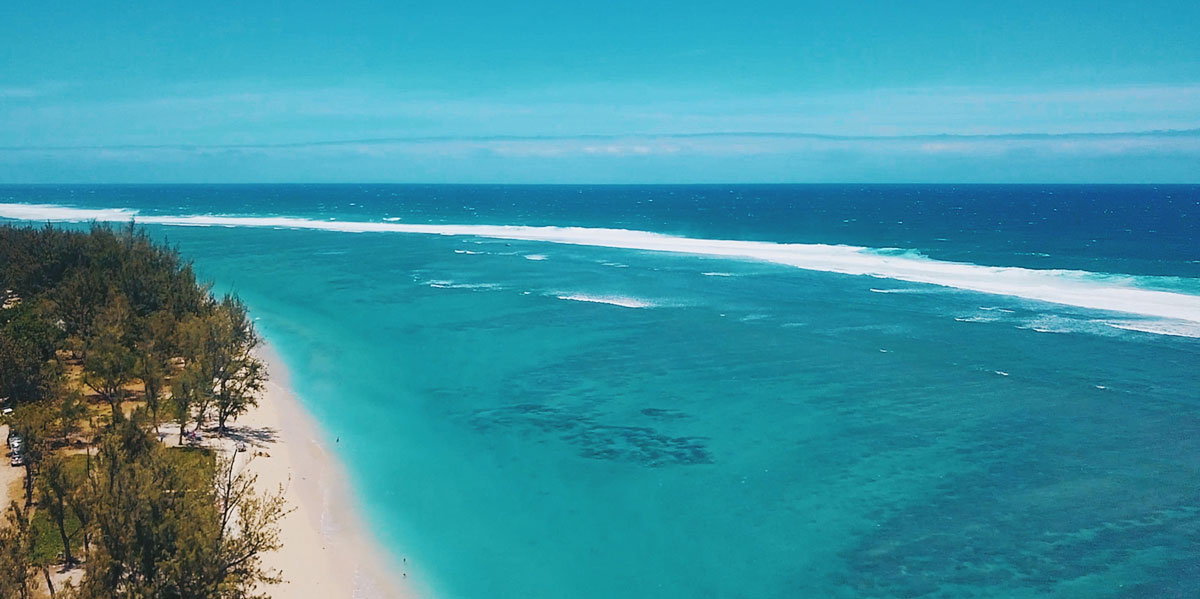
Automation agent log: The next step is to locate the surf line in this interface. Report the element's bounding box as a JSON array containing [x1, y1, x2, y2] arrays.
[[2, 202, 1199, 324]]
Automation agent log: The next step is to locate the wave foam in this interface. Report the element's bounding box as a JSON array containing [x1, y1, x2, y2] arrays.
[[1106, 320, 1200, 338], [869, 287, 928, 294], [954, 316, 998, 323], [3, 202, 1199, 326], [424, 279, 501, 290], [556, 294, 655, 308]]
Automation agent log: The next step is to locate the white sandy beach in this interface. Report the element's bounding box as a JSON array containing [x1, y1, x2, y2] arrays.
[[209, 345, 416, 599]]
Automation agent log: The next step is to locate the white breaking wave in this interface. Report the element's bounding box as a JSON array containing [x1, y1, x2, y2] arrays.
[[423, 279, 502, 290], [868, 287, 927, 294], [556, 294, 654, 308], [954, 316, 998, 323], [2, 202, 1199, 326], [1106, 320, 1200, 338]]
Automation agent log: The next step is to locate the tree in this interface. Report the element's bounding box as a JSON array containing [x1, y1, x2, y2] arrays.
[[83, 336, 136, 418], [211, 296, 266, 434], [82, 295, 137, 418], [136, 310, 176, 435], [67, 463, 95, 555], [37, 454, 77, 565], [0, 302, 62, 406], [10, 403, 53, 508], [0, 331, 59, 406], [209, 456, 290, 598], [172, 362, 213, 443], [75, 423, 289, 599], [0, 301, 63, 363], [0, 502, 39, 599], [137, 352, 168, 435], [53, 391, 88, 443], [52, 270, 110, 350]]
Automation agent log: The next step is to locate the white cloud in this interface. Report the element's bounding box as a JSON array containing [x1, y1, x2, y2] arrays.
[[3, 82, 1199, 149]]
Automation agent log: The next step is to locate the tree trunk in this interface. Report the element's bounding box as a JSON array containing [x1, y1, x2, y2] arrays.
[[147, 385, 161, 435], [23, 463, 33, 508], [42, 566, 56, 597], [55, 505, 73, 564]]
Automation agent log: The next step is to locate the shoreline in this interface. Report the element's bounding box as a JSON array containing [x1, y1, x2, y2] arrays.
[[215, 343, 416, 599]]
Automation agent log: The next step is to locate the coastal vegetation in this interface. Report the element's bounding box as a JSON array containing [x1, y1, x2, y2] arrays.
[[0, 223, 285, 598]]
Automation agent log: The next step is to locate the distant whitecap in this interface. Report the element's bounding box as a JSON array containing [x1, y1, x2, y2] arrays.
[[556, 294, 654, 308]]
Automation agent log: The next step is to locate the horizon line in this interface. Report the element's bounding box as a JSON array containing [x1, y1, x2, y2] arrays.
[[2, 182, 1198, 187], [2, 128, 1198, 153]]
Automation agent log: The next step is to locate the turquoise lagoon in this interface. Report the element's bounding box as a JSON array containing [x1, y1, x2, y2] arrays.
[[1, 185, 1199, 598]]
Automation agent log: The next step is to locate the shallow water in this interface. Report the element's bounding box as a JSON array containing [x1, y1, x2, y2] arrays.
[[2, 185, 1199, 598]]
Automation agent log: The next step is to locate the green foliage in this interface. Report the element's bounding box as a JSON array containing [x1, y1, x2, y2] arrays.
[[73, 422, 287, 599], [137, 310, 177, 432], [172, 361, 214, 440], [82, 333, 137, 416], [211, 296, 266, 433], [167, 445, 218, 484], [0, 222, 206, 323], [0, 502, 39, 599], [0, 223, 283, 598], [10, 403, 54, 508], [0, 302, 63, 405], [0, 301, 63, 362]]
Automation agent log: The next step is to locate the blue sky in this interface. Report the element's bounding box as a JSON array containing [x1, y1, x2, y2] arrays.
[[1, 1, 1198, 183]]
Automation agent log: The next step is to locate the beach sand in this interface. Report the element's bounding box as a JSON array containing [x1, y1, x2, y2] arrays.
[[209, 345, 416, 599]]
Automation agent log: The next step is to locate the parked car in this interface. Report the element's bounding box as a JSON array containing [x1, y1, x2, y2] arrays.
[[7, 435, 23, 466]]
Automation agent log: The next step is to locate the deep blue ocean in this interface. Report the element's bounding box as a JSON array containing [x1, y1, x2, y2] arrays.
[[2, 185, 1199, 598]]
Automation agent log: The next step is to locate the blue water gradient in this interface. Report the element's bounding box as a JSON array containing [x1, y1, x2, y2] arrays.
[[2, 185, 1199, 598]]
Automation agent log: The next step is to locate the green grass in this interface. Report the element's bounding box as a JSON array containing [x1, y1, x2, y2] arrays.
[[30, 502, 82, 564], [167, 445, 216, 482], [30, 454, 88, 565]]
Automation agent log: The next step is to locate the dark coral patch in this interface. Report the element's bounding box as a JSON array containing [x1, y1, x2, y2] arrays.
[[472, 404, 713, 467]]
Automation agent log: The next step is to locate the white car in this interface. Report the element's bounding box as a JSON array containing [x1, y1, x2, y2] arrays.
[[7, 436, 23, 466]]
